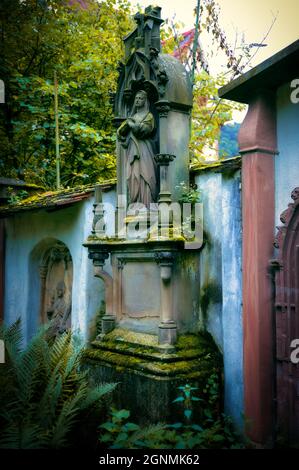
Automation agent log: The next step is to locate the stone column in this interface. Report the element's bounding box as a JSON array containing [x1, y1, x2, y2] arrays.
[[239, 90, 277, 445], [155, 252, 177, 345], [154, 153, 175, 203], [155, 100, 176, 238], [89, 250, 115, 335], [156, 99, 170, 154], [92, 185, 105, 237]]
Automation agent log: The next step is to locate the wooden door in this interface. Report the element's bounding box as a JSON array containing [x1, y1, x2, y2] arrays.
[[273, 188, 299, 446]]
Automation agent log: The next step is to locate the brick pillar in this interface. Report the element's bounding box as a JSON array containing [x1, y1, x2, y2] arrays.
[[239, 90, 277, 445]]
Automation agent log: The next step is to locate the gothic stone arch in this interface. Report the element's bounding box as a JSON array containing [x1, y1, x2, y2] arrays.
[[28, 239, 72, 339]]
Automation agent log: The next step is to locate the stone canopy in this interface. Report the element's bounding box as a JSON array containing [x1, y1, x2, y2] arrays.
[[113, 5, 193, 121]]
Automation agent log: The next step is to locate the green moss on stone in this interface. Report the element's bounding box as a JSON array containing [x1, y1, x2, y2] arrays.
[[190, 156, 241, 173], [84, 328, 222, 380], [200, 280, 222, 320]]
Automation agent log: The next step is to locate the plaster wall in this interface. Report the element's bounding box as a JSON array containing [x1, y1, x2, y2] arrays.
[[195, 169, 244, 430], [276, 82, 299, 223], [4, 193, 115, 343]]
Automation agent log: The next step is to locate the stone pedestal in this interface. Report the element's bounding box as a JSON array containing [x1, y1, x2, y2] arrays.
[[84, 327, 222, 424], [85, 238, 199, 344]]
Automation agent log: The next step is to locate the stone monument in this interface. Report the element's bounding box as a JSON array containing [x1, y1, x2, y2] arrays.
[[84, 6, 218, 423]]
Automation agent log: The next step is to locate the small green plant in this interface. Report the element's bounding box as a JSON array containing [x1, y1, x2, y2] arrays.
[[7, 187, 28, 205], [98, 378, 245, 449], [172, 384, 204, 423], [99, 408, 166, 449], [177, 182, 201, 204]]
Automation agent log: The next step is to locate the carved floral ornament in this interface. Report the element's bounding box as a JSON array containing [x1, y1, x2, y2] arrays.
[[274, 187, 299, 250], [113, 6, 169, 118], [88, 249, 109, 268], [40, 242, 71, 272]]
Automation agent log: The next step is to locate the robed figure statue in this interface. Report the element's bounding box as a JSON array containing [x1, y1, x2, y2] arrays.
[[117, 90, 157, 207]]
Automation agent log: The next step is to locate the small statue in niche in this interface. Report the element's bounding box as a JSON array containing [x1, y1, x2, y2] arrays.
[[117, 90, 157, 207], [291, 187, 299, 201], [280, 187, 299, 224], [47, 280, 71, 337]]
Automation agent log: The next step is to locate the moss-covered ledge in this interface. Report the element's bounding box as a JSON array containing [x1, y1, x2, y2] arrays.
[[84, 328, 222, 381], [190, 156, 241, 174]]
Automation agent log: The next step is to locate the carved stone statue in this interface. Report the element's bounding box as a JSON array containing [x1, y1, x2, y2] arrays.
[[291, 187, 299, 201], [117, 90, 157, 207], [47, 280, 71, 337]]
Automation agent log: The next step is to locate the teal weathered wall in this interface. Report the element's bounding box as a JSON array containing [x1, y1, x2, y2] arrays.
[[276, 81, 299, 223], [194, 168, 244, 431], [4, 194, 114, 343]]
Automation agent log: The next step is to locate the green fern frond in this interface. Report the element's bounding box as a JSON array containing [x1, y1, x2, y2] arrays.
[[0, 320, 118, 449], [127, 423, 166, 447], [0, 422, 46, 449], [37, 370, 63, 428], [49, 384, 87, 448], [49, 332, 72, 371], [81, 383, 117, 410]]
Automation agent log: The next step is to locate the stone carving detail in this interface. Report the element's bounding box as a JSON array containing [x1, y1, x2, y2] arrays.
[[149, 47, 169, 97], [39, 242, 73, 328], [154, 153, 175, 166], [113, 7, 167, 119], [117, 90, 157, 206], [92, 185, 105, 236], [154, 251, 175, 265], [155, 100, 171, 118], [89, 249, 109, 268], [274, 187, 299, 249], [47, 280, 71, 337], [117, 258, 126, 270], [49, 244, 71, 266]]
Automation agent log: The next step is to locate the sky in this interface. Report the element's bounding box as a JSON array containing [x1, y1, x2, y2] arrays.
[[131, 0, 299, 68]]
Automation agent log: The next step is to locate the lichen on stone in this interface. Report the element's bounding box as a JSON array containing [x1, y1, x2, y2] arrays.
[[84, 327, 222, 381]]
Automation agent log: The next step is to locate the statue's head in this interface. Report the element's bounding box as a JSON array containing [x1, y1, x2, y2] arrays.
[[56, 280, 66, 297], [291, 187, 299, 201], [133, 90, 149, 111]]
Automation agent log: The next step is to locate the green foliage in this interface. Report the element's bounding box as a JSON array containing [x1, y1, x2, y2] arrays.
[[98, 378, 245, 449], [0, 0, 247, 185], [160, 4, 247, 165], [99, 408, 165, 449], [0, 0, 133, 188], [190, 71, 244, 163], [6, 187, 29, 205], [173, 384, 204, 424], [177, 181, 201, 204], [0, 320, 116, 449]]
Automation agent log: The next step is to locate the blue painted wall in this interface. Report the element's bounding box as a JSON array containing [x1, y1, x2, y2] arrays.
[[4, 190, 115, 344], [195, 168, 244, 431], [276, 82, 299, 224]]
